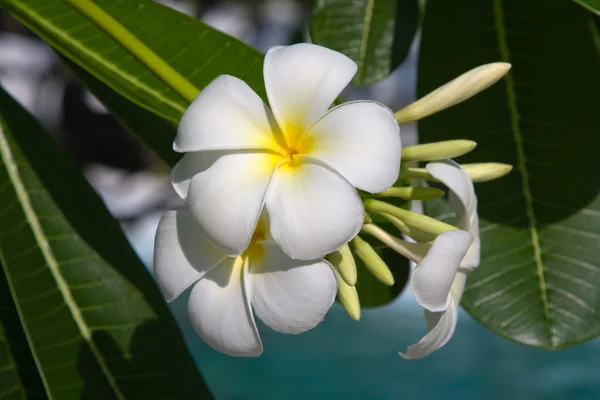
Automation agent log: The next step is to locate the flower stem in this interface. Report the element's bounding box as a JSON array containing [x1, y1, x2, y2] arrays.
[[65, 0, 200, 103]]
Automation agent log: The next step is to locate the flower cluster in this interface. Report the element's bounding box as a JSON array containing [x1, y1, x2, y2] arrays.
[[153, 43, 512, 358]]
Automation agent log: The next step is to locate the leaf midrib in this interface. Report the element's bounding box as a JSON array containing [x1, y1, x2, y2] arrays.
[[356, 0, 375, 81], [492, 0, 553, 341], [0, 122, 125, 399]]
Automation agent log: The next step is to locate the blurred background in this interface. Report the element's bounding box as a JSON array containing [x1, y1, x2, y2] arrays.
[[1, 1, 599, 399]]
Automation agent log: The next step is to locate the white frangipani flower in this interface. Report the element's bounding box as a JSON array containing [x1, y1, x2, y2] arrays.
[[171, 43, 401, 260], [401, 159, 480, 359], [153, 210, 337, 357]]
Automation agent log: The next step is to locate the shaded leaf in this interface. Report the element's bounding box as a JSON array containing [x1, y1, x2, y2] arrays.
[[0, 87, 212, 398], [311, 0, 418, 85], [419, 0, 600, 349], [0, 266, 46, 400], [573, 0, 600, 15]]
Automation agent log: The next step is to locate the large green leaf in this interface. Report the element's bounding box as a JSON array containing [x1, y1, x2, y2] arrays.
[[0, 87, 212, 398], [1, 0, 264, 122], [573, 0, 600, 15], [419, 0, 600, 349], [311, 0, 419, 85], [0, 266, 46, 400]]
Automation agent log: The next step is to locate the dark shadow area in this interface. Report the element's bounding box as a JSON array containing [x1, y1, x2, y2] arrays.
[[0, 266, 47, 399], [77, 320, 212, 399]]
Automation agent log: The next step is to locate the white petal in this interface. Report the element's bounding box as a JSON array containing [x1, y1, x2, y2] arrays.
[[263, 44, 357, 145], [171, 151, 228, 200], [426, 160, 480, 268], [411, 230, 473, 312], [174, 75, 281, 153], [266, 159, 364, 260], [400, 299, 458, 360], [153, 210, 226, 301], [248, 244, 337, 334], [188, 257, 262, 357], [299, 101, 401, 193], [188, 152, 278, 256]]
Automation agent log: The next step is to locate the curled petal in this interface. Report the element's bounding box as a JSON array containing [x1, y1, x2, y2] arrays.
[[426, 160, 480, 268], [188, 152, 278, 256], [400, 299, 458, 360], [174, 75, 281, 153], [248, 244, 337, 334], [188, 257, 262, 357], [299, 101, 401, 193], [411, 230, 473, 312], [264, 43, 357, 145], [266, 158, 364, 260], [153, 210, 226, 301]]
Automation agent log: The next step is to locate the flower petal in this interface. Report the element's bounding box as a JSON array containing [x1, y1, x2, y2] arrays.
[[399, 299, 458, 360], [171, 150, 229, 200], [263, 43, 357, 145], [411, 230, 473, 312], [248, 244, 337, 334], [426, 160, 480, 268], [266, 159, 364, 260], [188, 256, 262, 357], [153, 210, 227, 302], [298, 101, 401, 193], [188, 152, 279, 256], [174, 75, 281, 153]]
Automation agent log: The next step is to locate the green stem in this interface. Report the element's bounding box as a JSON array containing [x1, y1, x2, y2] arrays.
[[64, 0, 200, 103]]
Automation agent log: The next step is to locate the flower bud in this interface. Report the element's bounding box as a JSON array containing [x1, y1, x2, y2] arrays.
[[328, 244, 357, 286], [395, 62, 511, 123], [401, 140, 477, 162], [364, 199, 457, 237], [336, 271, 361, 321], [351, 236, 395, 286], [377, 186, 445, 200]]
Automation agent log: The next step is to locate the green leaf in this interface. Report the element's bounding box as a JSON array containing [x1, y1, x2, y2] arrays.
[[0, 87, 212, 398], [1, 0, 264, 122], [311, 0, 418, 85], [419, 0, 600, 349], [0, 267, 46, 400], [573, 0, 600, 15]]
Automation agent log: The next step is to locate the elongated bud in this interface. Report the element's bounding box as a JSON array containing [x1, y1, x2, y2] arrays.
[[460, 163, 513, 182], [401, 140, 477, 162], [336, 270, 361, 320], [364, 199, 457, 236], [395, 62, 511, 123], [400, 163, 513, 183], [328, 244, 357, 286], [361, 224, 430, 263], [377, 186, 445, 200], [351, 236, 395, 286], [378, 213, 437, 243]]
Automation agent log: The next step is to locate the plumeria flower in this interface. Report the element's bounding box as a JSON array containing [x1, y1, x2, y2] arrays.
[[401, 159, 480, 359], [153, 209, 337, 357], [171, 43, 401, 260]]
